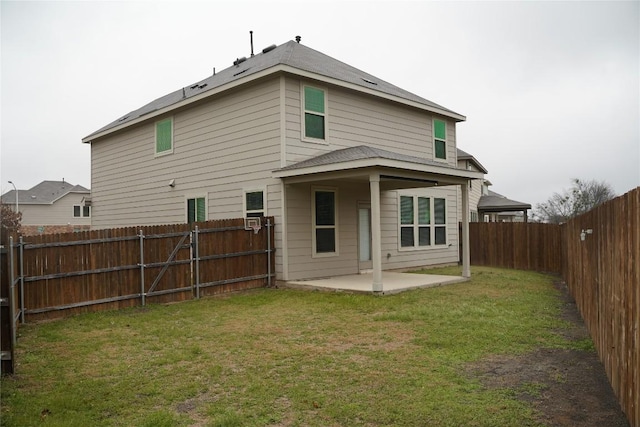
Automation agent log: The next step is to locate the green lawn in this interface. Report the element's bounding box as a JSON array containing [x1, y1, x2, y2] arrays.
[[1, 267, 580, 426]]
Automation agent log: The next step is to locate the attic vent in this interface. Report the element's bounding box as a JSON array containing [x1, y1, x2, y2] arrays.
[[190, 84, 199, 89], [118, 115, 129, 122], [361, 78, 377, 85], [233, 56, 247, 66], [262, 44, 276, 53], [233, 68, 249, 77], [198, 83, 207, 89]]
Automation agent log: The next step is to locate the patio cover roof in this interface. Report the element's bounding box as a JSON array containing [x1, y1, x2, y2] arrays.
[[273, 145, 483, 185]]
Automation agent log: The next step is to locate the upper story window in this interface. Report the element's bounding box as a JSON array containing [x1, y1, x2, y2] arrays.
[[399, 194, 447, 249], [433, 119, 446, 160], [155, 117, 174, 155], [187, 197, 206, 223], [303, 85, 326, 142], [244, 189, 265, 218]]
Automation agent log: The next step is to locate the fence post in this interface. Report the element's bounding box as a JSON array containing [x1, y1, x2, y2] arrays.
[[267, 218, 272, 287], [18, 236, 24, 324], [8, 237, 16, 346], [194, 226, 200, 300], [139, 230, 145, 306]]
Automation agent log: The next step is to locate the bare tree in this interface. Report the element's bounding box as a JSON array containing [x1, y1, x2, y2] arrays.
[[534, 179, 616, 224], [1, 201, 22, 244]]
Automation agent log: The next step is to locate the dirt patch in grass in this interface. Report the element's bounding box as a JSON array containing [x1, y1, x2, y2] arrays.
[[468, 281, 629, 427]]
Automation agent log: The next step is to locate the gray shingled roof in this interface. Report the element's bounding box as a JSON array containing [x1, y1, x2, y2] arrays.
[[1, 181, 89, 205], [478, 190, 531, 211], [277, 145, 463, 173], [85, 40, 464, 140], [457, 148, 488, 174]]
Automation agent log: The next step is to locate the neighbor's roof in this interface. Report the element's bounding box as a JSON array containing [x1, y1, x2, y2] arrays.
[[1, 181, 89, 205], [456, 148, 488, 174], [478, 190, 531, 212], [84, 40, 465, 142]]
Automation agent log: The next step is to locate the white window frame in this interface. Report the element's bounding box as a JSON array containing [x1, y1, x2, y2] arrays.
[[155, 116, 174, 156], [243, 187, 267, 218], [185, 194, 207, 224], [312, 186, 339, 257], [301, 83, 328, 144], [397, 194, 447, 251], [73, 205, 91, 218], [432, 118, 447, 162]]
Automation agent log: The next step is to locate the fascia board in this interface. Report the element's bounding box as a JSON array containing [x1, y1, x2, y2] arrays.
[[273, 158, 483, 181]]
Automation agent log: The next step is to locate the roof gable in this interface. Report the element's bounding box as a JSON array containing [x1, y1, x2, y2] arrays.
[[84, 40, 465, 142], [1, 181, 90, 205], [457, 148, 488, 174]]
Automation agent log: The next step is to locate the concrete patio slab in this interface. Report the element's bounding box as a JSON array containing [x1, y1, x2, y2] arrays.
[[279, 271, 468, 295]]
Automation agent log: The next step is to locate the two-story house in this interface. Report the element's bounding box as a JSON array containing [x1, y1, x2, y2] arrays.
[[1, 180, 91, 235], [82, 39, 483, 291]]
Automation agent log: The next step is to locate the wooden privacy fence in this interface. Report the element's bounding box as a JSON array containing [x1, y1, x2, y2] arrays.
[[468, 187, 639, 427], [469, 222, 562, 273], [562, 188, 639, 427], [5, 217, 275, 329]]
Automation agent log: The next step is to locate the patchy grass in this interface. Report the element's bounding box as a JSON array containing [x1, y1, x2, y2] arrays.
[[2, 267, 577, 426]]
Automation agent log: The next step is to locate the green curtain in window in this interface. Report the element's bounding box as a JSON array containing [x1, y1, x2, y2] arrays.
[[434, 120, 446, 140], [305, 113, 325, 139], [196, 198, 205, 222], [156, 119, 172, 153], [305, 87, 325, 113]]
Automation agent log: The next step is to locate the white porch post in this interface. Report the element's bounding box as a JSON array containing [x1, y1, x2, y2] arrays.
[[461, 181, 471, 278], [370, 173, 383, 292]]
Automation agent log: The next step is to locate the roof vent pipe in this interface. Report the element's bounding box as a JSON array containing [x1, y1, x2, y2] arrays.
[[262, 44, 276, 53], [295, 35, 301, 43], [233, 57, 247, 66], [250, 31, 254, 57]]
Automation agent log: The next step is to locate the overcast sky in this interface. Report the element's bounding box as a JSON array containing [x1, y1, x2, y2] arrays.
[[1, 1, 638, 209]]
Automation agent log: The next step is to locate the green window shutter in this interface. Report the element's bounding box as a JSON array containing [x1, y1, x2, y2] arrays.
[[418, 197, 430, 224], [400, 196, 414, 225], [304, 87, 325, 113], [196, 198, 206, 222], [434, 120, 446, 140], [156, 119, 173, 153]]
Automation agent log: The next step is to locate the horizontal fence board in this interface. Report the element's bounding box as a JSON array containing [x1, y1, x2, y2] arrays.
[[10, 217, 275, 322]]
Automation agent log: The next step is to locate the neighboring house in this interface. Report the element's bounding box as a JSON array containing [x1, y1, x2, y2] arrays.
[[1, 180, 91, 235], [82, 39, 483, 290], [456, 148, 488, 223], [478, 185, 532, 222], [455, 149, 531, 222]]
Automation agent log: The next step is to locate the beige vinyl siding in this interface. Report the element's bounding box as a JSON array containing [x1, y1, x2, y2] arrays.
[[380, 186, 459, 270], [18, 193, 91, 226], [284, 77, 457, 167], [91, 78, 283, 228], [285, 180, 361, 280]]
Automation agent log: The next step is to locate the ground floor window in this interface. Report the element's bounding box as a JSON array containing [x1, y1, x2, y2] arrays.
[[399, 194, 447, 248], [312, 188, 337, 256], [244, 189, 265, 218], [187, 197, 206, 223]]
